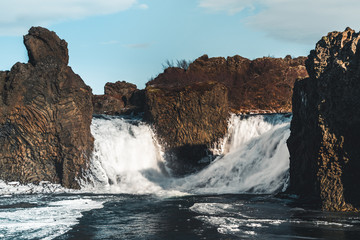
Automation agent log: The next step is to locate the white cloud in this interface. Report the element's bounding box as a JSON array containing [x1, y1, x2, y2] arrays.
[[198, 0, 254, 15], [101, 40, 120, 45], [138, 4, 149, 10], [125, 43, 152, 49], [0, 0, 138, 36], [199, 0, 360, 44]]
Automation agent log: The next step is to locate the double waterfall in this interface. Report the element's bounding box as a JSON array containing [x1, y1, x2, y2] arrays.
[[83, 114, 291, 196]]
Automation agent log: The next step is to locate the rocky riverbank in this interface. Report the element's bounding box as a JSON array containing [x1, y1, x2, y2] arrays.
[[287, 27, 360, 211], [0, 27, 93, 189]]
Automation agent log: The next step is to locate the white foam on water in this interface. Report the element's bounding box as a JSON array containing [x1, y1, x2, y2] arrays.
[[82, 114, 291, 196], [189, 202, 288, 236], [0, 198, 103, 240], [0, 181, 71, 195], [190, 203, 244, 216], [221, 113, 289, 154], [174, 117, 291, 194], [195, 215, 286, 236], [313, 220, 353, 228], [0, 114, 291, 197], [81, 116, 179, 196]]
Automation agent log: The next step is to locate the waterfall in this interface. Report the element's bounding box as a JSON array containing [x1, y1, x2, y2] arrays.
[[82, 116, 168, 194], [83, 114, 291, 195]]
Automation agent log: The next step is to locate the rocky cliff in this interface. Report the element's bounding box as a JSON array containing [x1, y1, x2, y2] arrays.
[[0, 27, 93, 189], [145, 82, 229, 174], [93, 81, 144, 115], [142, 54, 307, 174], [147, 54, 308, 114], [287, 27, 360, 211]]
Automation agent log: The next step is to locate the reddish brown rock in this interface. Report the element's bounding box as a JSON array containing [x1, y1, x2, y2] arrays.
[[0, 27, 93, 189], [287, 27, 360, 211], [93, 81, 144, 115], [24, 27, 69, 66], [145, 82, 229, 174], [147, 54, 308, 113]]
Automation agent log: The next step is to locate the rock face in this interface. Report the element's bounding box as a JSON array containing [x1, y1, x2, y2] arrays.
[[287, 28, 360, 211], [147, 54, 308, 113], [144, 54, 307, 174], [93, 81, 144, 115], [0, 27, 93, 189], [145, 82, 229, 174]]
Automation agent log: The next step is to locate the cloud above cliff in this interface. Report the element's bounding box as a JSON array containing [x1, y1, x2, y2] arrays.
[[0, 0, 144, 36], [199, 0, 360, 44], [198, 0, 255, 15]]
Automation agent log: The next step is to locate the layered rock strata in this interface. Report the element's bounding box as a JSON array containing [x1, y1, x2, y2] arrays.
[[287, 28, 360, 211], [147, 55, 308, 114], [93, 81, 144, 115], [0, 27, 93, 189], [145, 82, 229, 174]]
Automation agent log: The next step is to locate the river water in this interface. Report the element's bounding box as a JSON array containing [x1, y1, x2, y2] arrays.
[[1, 114, 359, 239]]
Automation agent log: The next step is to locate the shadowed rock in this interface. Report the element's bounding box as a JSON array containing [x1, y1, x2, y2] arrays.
[[93, 81, 145, 115], [287, 27, 360, 211], [0, 27, 93, 189], [145, 82, 229, 174]]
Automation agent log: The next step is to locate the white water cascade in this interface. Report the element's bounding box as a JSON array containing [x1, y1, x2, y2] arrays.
[[82, 116, 167, 194], [175, 115, 291, 194], [83, 114, 291, 195]]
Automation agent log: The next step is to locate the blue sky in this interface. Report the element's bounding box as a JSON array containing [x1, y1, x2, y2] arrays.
[[0, 0, 358, 94]]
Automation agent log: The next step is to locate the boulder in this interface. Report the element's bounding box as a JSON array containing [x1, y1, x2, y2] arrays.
[[145, 82, 229, 174], [287, 27, 360, 211], [93, 81, 144, 115], [24, 27, 69, 66], [0, 27, 93, 189], [147, 54, 308, 114]]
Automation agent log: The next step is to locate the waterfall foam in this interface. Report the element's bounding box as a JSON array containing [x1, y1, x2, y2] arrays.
[[82, 114, 291, 195], [82, 116, 169, 194], [175, 120, 290, 194]]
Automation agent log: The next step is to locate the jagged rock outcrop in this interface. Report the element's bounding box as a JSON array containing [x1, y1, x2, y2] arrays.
[[0, 27, 93, 189], [145, 82, 228, 174], [147, 54, 308, 113], [93, 81, 144, 115], [144, 54, 307, 174], [287, 27, 360, 211]]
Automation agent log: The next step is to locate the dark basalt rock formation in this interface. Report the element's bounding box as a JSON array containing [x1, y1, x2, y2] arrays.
[[144, 54, 307, 174], [147, 54, 308, 114], [93, 81, 144, 115], [287, 27, 360, 211], [0, 27, 93, 189], [145, 82, 228, 174]]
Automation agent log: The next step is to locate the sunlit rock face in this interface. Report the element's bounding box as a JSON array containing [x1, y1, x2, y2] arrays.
[[144, 54, 307, 174], [0, 27, 94, 189], [93, 81, 145, 115], [147, 54, 308, 114], [288, 27, 360, 211]]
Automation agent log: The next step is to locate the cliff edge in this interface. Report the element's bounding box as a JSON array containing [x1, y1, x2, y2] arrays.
[[287, 27, 360, 211], [147, 55, 308, 114], [0, 27, 93, 189]]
